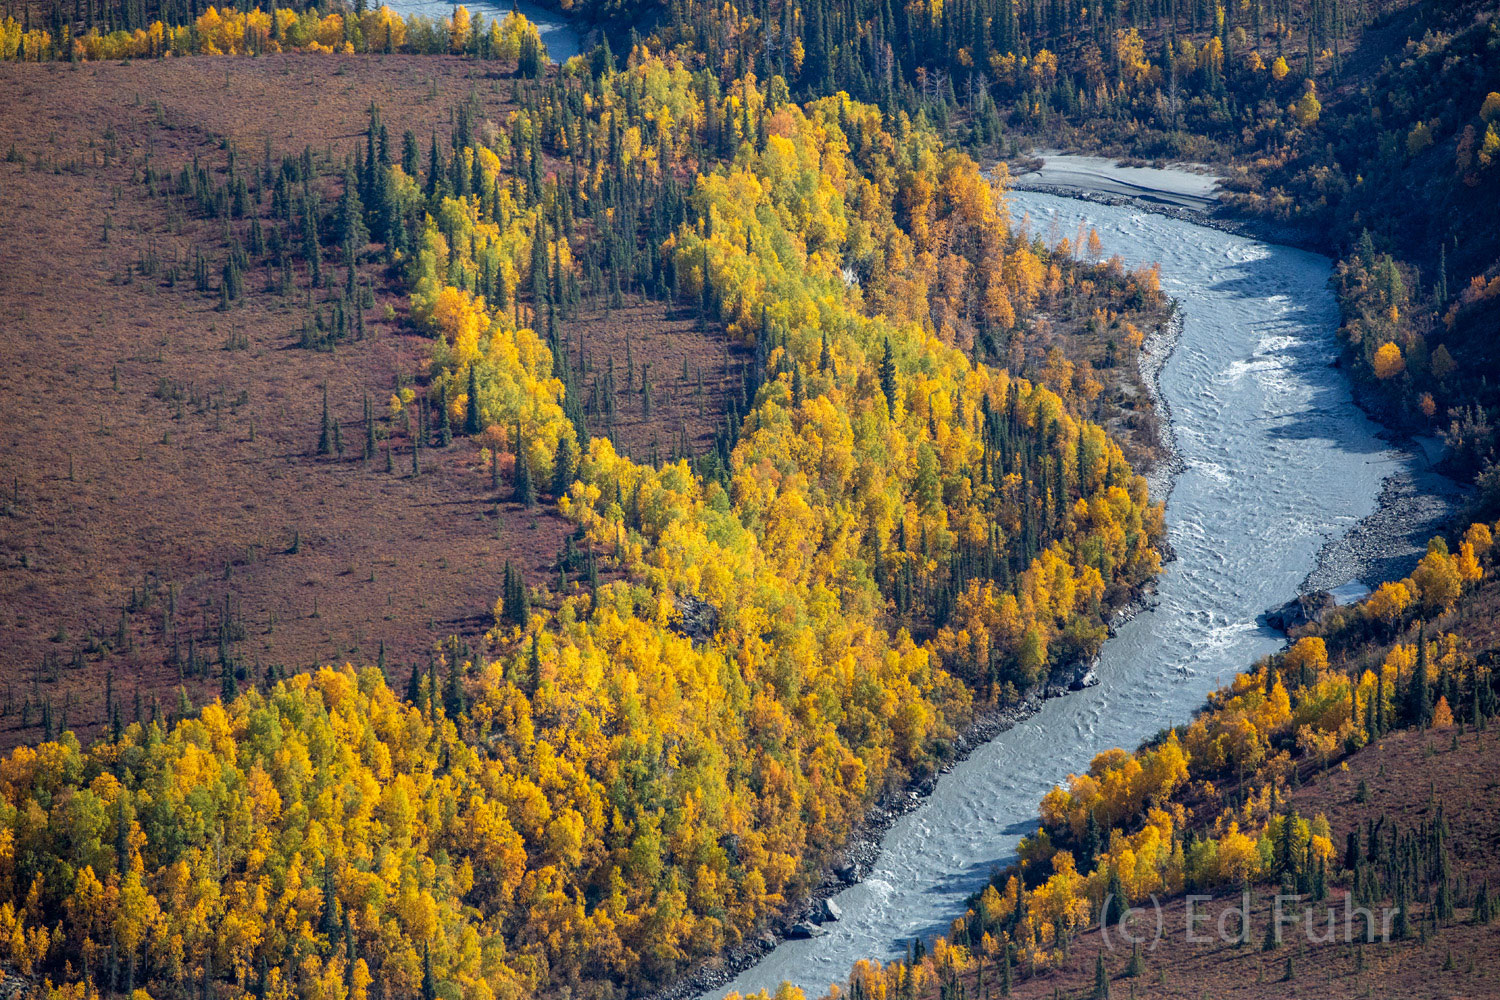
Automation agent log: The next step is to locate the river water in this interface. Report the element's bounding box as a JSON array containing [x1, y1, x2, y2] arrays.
[[713, 192, 1407, 998], [379, 0, 583, 61]]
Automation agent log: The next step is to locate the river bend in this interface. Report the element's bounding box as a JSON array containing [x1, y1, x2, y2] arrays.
[[713, 191, 1406, 998]]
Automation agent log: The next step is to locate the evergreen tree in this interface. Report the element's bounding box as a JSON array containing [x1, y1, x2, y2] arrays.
[[406, 661, 424, 705], [444, 653, 466, 719], [317, 385, 333, 455], [878, 337, 897, 417], [1104, 866, 1128, 925], [221, 659, 238, 703], [338, 167, 368, 249], [553, 431, 578, 497], [421, 944, 437, 1000], [1410, 622, 1432, 726], [365, 393, 377, 460], [465, 363, 483, 435]]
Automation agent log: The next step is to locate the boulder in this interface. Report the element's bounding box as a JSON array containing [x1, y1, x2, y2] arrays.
[[1264, 590, 1335, 632], [817, 898, 843, 923], [788, 921, 825, 939], [671, 595, 720, 643], [1045, 656, 1100, 698]]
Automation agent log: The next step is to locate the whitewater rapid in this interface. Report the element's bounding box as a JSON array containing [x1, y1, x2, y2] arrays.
[[713, 193, 1407, 997]]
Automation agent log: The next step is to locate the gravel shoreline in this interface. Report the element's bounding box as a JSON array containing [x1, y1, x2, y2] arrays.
[[1301, 445, 1470, 594], [1007, 176, 1320, 252], [1139, 306, 1186, 526]]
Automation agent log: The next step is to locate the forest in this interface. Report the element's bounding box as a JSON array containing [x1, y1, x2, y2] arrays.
[[0, 0, 1496, 997]]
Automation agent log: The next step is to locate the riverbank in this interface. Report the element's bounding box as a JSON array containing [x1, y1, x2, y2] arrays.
[[1139, 308, 1186, 527], [1006, 151, 1321, 252], [664, 570, 1179, 1000], [1303, 454, 1470, 593], [1008, 151, 1469, 602], [1009, 152, 1220, 211]]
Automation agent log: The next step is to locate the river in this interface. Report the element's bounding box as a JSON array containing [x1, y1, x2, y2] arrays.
[[379, 0, 584, 61], [711, 190, 1412, 997]]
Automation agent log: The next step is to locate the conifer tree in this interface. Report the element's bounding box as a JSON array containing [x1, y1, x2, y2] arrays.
[[878, 337, 897, 416], [465, 363, 483, 435], [553, 431, 578, 497], [364, 393, 377, 460], [422, 944, 437, 1000], [1410, 622, 1432, 727], [444, 653, 466, 719]]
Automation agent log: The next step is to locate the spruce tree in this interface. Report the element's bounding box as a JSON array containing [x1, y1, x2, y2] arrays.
[[444, 653, 466, 719], [878, 337, 897, 417], [221, 659, 238, 703], [465, 363, 483, 435], [406, 661, 424, 705], [1105, 866, 1128, 925], [317, 385, 333, 455], [553, 431, 578, 497], [1410, 622, 1432, 727], [421, 944, 437, 1000], [365, 393, 377, 460]]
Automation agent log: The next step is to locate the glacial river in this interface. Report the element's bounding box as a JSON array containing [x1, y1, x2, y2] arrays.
[[713, 192, 1409, 997]]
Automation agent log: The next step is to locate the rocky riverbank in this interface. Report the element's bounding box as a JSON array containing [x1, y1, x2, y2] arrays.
[[652, 642, 1162, 1000], [1302, 453, 1470, 595]]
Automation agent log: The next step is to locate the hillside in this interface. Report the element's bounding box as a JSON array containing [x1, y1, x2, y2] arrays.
[[0, 53, 739, 751]]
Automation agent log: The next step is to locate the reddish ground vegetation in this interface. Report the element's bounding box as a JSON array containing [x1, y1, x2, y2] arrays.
[[0, 54, 737, 749]]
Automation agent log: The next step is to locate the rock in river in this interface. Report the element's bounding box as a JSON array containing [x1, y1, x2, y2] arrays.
[[1263, 590, 1335, 631]]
